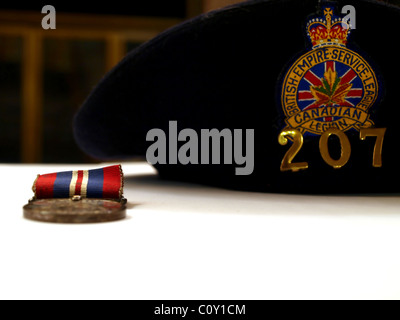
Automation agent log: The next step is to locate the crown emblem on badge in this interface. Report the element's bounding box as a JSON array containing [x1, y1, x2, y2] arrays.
[[307, 8, 351, 48]]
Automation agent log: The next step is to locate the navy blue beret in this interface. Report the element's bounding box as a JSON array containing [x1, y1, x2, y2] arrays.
[[74, 0, 400, 193]]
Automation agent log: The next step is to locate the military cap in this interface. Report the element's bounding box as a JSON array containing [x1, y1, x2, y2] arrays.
[[74, 0, 400, 193]]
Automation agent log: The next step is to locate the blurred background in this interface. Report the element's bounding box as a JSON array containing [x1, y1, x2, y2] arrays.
[[0, 0, 398, 164], [0, 0, 244, 164]]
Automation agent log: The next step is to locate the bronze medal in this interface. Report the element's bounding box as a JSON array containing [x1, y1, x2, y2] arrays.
[[24, 165, 127, 223], [23, 197, 127, 224]]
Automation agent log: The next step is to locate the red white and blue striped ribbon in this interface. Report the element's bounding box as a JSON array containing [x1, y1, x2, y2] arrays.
[[34, 165, 123, 200]]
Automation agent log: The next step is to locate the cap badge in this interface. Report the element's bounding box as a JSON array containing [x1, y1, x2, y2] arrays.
[[278, 3, 385, 172]]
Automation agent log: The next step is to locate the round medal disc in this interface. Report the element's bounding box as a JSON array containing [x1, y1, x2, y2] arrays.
[[23, 198, 127, 223]]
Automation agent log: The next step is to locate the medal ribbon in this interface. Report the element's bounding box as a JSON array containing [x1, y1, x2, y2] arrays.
[[33, 165, 123, 200]]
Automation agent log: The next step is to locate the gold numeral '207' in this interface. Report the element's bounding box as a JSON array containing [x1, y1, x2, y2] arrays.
[[278, 128, 386, 172]]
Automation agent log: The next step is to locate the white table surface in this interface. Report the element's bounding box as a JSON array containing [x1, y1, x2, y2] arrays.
[[0, 162, 399, 300]]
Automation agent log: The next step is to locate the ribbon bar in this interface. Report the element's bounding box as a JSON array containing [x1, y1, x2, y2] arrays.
[[34, 165, 123, 200]]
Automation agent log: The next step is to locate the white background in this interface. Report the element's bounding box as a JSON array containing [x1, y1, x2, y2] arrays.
[[1, 162, 400, 300]]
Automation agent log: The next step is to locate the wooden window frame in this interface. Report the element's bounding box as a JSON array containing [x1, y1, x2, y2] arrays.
[[0, 10, 181, 162]]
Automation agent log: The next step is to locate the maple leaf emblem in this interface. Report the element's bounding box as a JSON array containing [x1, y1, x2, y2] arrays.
[[310, 68, 352, 107]]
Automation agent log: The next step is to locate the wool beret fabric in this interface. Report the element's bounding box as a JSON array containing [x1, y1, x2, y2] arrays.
[[74, 0, 400, 193]]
